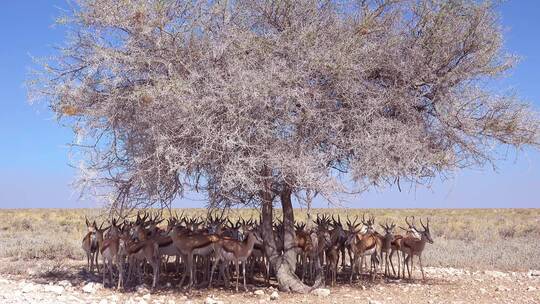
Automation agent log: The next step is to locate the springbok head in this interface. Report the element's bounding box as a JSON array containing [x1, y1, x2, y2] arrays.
[[400, 216, 422, 239], [85, 216, 97, 233], [314, 214, 331, 231], [419, 218, 434, 244], [207, 214, 225, 235], [345, 215, 362, 233], [380, 221, 396, 236], [361, 214, 376, 233]]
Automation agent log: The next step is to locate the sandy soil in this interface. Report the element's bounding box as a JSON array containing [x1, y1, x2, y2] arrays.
[[0, 264, 539, 304]]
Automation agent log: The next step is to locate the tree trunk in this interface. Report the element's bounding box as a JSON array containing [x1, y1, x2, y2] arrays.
[[259, 176, 323, 293]]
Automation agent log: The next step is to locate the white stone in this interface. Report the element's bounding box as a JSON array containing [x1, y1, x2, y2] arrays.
[[479, 288, 487, 294], [21, 283, 40, 293], [99, 300, 109, 304], [368, 300, 383, 304], [311, 288, 331, 297], [204, 297, 218, 304], [136, 285, 150, 293], [527, 286, 537, 291], [484, 270, 507, 278], [528, 270, 540, 277], [44, 284, 65, 295], [58, 280, 72, 287], [82, 282, 102, 294], [143, 294, 152, 300], [254, 289, 265, 296], [270, 291, 279, 300]]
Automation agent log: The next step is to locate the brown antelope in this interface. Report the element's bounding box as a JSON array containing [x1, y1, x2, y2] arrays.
[[126, 215, 161, 289], [100, 219, 127, 289], [294, 222, 314, 281], [208, 229, 262, 291], [82, 218, 107, 273], [378, 221, 396, 278], [333, 216, 349, 269], [323, 228, 339, 287], [82, 218, 98, 273], [390, 216, 422, 279], [168, 225, 215, 290], [347, 214, 381, 283], [401, 218, 434, 281]]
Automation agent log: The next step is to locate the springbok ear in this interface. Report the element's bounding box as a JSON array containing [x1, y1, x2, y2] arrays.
[[85, 217, 90, 227]]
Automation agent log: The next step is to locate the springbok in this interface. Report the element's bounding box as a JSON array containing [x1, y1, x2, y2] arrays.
[[82, 217, 107, 273], [378, 221, 396, 278], [126, 216, 161, 289], [347, 214, 381, 283], [82, 218, 98, 272], [168, 225, 215, 290], [208, 229, 262, 291], [400, 218, 434, 281], [100, 219, 127, 289], [390, 216, 422, 279]]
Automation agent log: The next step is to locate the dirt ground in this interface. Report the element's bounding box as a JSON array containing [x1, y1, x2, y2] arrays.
[[0, 260, 539, 304]]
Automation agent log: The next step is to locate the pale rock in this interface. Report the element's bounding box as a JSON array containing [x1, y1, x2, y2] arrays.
[[44, 284, 64, 295], [312, 288, 331, 297], [58, 280, 72, 287], [527, 286, 536, 291], [82, 282, 102, 294], [528, 270, 540, 277], [183, 301, 194, 304], [137, 285, 150, 293], [99, 300, 109, 304], [204, 297, 218, 304], [368, 300, 382, 304], [254, 289, 265, 296], [495, 286, 508, 292], [270, 291, 279, 300], [484, 270, 507, 278], [143, 294, 152, 300], [0, 278, 9, 284], [479, 288, 487, 294], [22, 283, 36, 293]]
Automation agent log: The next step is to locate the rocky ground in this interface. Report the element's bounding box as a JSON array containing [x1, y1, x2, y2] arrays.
[[0, 266, 539, 304]]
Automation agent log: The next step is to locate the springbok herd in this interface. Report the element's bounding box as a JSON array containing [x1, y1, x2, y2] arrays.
[[82, 212, 434, 292]]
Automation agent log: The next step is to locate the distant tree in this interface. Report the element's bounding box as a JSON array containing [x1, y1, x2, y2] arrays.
[[30, 0, 539, 292]]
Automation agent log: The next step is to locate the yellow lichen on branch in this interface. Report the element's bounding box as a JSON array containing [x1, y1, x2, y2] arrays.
[[61, 105, 80, 116]]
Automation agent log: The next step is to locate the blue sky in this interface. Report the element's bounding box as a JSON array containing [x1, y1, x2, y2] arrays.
[[0, 1, 539, 209]]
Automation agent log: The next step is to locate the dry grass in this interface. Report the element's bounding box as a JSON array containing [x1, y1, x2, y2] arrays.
[[0, 208, 538, 274]]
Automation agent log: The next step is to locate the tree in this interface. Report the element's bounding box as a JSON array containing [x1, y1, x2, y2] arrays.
[[30, 0, 539, 292]]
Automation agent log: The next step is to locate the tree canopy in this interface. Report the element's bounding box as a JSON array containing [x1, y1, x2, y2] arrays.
[[30, 0, 539, 212]]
